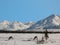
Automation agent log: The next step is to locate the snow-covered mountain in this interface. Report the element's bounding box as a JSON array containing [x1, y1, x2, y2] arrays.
[[0, 14, 60, 31], [0, 20, 34, 31], [28, 14, 60, 30], [24, 21, 35, 27]]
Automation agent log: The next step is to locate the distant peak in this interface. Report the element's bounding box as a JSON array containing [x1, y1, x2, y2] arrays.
[[49, 14, 60, 18], [45, 14, 59, 20], [49, 14, 57, 18]]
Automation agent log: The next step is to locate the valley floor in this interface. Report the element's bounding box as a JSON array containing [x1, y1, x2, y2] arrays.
[[0, 33, 60, 45]]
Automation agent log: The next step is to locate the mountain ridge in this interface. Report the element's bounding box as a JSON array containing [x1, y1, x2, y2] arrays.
[[0, 14, 60, 30], [28, 14, 60, 30]]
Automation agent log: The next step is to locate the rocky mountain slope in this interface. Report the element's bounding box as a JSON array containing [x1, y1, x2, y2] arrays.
[[28, 14, 60, 30]]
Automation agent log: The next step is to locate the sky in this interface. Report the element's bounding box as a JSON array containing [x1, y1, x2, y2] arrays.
[[0, 0, 60, 22]]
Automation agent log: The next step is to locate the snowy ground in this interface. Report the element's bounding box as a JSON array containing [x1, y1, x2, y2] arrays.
[[0, 33, 60, 45]]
